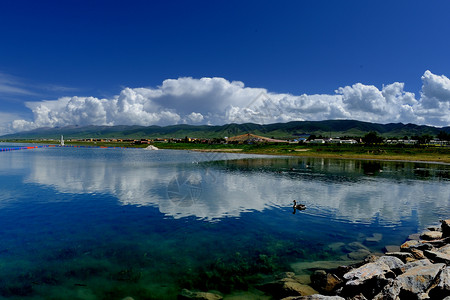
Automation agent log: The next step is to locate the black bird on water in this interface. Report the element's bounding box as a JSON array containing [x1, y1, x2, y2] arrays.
[[293, 200, 306, 210]]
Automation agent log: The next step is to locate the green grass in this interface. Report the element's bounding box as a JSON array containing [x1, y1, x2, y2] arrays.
[[6, 140, 450, 163]]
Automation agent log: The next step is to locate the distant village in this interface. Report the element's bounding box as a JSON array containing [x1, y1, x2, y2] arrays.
[[62, 132, 450, 146]]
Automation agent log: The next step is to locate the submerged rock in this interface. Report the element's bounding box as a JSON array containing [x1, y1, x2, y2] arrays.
[[258, 277, 318, 298], [179, 289, 223, 300]]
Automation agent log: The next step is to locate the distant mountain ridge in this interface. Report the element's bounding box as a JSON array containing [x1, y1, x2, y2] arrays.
[[1, 120, 449, 140]]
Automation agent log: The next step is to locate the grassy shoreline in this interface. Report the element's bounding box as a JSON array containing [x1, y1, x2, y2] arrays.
[[5, 140, 450, 164]]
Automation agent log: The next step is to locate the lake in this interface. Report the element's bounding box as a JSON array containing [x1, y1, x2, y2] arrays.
[[0, 145, 449, 299]]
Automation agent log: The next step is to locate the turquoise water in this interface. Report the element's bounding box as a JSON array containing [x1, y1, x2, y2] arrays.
[[0, 146, 449, 299]]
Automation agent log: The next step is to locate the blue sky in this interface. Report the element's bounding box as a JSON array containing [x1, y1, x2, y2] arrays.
[[1, 0, 450, 134]]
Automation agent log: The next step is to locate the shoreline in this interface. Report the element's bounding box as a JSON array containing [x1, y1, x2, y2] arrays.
[[186, 148, 450, 165]]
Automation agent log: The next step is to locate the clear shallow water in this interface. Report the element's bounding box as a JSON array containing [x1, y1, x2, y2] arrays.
[[0, 146, 449, 299]]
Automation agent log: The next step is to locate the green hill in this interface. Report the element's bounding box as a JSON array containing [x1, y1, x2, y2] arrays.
[[1, 120, 449, 140]]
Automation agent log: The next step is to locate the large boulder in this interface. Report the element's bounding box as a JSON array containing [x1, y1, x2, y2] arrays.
[[424, 250, 450, 264], [429, 266, 450, 299], [400, 259, 432, 273], [396, 263, 446, 296], [343, 256, 403, 286], [420, 231, 442, 240], [372, 278, 401, 300]]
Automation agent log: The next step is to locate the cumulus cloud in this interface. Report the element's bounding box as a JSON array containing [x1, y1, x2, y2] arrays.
[[7, 71, 450, 133]]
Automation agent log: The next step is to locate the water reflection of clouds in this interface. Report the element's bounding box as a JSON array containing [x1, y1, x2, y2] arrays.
[[14, 149, 450, 225]]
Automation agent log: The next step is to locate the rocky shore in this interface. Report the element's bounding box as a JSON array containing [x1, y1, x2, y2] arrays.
[[178, 219, 450, 300]]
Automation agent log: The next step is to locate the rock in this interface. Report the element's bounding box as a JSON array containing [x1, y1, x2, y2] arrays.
[[348, 294, 368, 300], [373, 278, 401, 300], [291, 261, 352, 274], [344, 242, 369, 253], [310, 270, 343, 293], [438, 244, 450, 255], [385, 252, 413, 263], [179, 289, 223, 300], [144, 145, 159, 150], [376, 256, 405, 273], [365, 233, 383, 244], [428, 266, 450, 299], [408, 233, 421, 240], [426, 237, 450, 248], [400, 259, 432, 273], [427, 226, 441, 231], [384, 245, 400, 253], [396, 263, 446, 295], [442, 219, 450, 238], [401, 240, 420, 250], [327, 242, 345, 252], [257, 277, 318, 298], [410, 248, 426, 260], [281, 295, 345, 300], [424, 249, 450, 264], [343, 260, 390, 286], [347, 249, 371, 260], [276, 272, 296, 279], [420, 231, 443, 240]]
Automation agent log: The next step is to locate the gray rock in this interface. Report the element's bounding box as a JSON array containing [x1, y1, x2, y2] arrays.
[[408, 233, 421, 240], [376, 256, 405, 272], [385, 252, 414, 263], [348, 294, 368, 300], [424, 249, 450, 264], [429, 266, 450, 299], [396, 263, 446, 295], [343, 258, 392, 286], [400, 259, 432, 273], [373, 278, 401, 300], [420, 231, 442, 240], [281, 295, 345, 300], [438, 244, 450, 256], [384, 245, 401, 253]]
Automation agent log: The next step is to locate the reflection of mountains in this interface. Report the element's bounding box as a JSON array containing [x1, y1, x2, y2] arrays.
[[25, 150, 450, 225]]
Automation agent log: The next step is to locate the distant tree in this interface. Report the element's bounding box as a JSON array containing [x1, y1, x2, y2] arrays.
[[418, 134, 433, 144], [307, 134, 316, 141], [363, 131, 383, 144], [437, 131, 450, 141]]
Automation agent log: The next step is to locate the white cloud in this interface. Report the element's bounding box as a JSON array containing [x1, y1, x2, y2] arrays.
[[6, 71, 450, 133]]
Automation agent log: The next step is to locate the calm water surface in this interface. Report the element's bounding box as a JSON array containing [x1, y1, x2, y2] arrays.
[[0, 145, 449, 299]]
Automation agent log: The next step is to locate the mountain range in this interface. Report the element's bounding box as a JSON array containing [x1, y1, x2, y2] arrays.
[[1, 120, 449, 140]]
